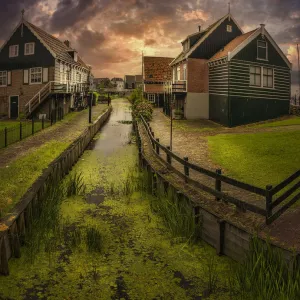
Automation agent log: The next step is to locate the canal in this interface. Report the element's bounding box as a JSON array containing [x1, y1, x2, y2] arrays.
[[0, 99, 233, 299]]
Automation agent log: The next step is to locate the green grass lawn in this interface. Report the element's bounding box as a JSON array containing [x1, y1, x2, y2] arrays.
[[0, 121, 20, 130], [252, 116, 300, 128], [0, 140, 69, 217], [173, 119, 223, 133], [207, 130, 300, 188]]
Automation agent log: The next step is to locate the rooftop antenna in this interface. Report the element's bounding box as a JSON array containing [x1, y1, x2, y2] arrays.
[[21, 9, 25, 37], [228, 2, 231, 21]]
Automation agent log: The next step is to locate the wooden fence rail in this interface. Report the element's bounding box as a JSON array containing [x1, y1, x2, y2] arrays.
[[139, 115, 300, 224]]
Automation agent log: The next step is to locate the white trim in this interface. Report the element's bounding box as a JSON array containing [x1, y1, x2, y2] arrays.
[[257, 39, 268, 61], [9, 45, 19, 57], [9, 95, 19, 119], [24, 42, 35, 55], [29, 67, 43, 84], [228, 28, 292, 69]]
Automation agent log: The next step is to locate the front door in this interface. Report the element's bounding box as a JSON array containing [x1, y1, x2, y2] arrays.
[[10, 96, 19, 119]]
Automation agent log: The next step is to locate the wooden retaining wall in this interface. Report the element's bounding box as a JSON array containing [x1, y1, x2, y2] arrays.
[[135, 121, 300, 266], [0, 106, 112, 275]]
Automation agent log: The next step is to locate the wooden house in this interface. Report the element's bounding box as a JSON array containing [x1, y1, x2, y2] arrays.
[[168, 12, 291, 125], [208, 24, 292, 126], [0, 16, 91, 119]]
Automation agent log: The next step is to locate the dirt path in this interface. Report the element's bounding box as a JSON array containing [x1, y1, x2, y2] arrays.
[[0, 104, 109, 168]]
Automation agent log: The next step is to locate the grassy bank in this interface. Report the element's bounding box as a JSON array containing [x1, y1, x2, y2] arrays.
[[208, 130, 300, 187]]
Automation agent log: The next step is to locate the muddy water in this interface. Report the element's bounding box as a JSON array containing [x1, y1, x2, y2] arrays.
[[0, 99, 234, 300]]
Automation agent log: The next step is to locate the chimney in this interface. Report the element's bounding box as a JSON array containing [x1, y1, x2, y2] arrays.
[[260, 24, 265, 36], [64, 40, 70, 48], [198, 25, 201, 32]]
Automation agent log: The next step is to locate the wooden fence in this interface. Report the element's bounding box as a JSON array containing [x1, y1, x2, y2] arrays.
[[0, 107, 112, 275], [140, 116, 300, 225]]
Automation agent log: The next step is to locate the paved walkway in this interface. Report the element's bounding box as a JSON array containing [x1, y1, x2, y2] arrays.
[[0, 104, 109, 168]]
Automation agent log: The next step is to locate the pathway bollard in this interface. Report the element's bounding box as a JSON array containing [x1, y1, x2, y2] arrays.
[[215, 169, 222, 201]]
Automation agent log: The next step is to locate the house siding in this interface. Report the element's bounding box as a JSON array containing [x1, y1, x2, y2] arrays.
[[190, 17, 242, 59], [0, 23, 54, 70]]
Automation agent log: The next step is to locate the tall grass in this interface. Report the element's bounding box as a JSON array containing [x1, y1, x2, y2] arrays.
[[66, 172, 86, 197], [235, 236, 300, 300]]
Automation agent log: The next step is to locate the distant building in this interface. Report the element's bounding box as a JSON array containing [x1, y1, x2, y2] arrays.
[[111, 77, 124, 91], [143, 56, 174, 107], [135, 75, 143, 89], [93, 77, 110, 88], [124, 75, 136, 89]]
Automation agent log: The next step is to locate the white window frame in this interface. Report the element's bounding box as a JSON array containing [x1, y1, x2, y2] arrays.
[[177, 66, 180, 81], [0, 71, 7, 87], [257, 40, 268, 61], [263, 67, 274, 88], [29, 67, 42, 84], [9, 45, 19, 58], [183, 64, 187, 81], [226, 25, 232, 32], [148, 94, 155, 103], [173, 68, 176, 82], [24, 42, 35, 55], [249, 65, 274, 89]]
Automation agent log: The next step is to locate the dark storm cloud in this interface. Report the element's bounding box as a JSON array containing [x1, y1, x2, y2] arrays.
[[77, 29, 106, 48], [273, 24, 300, 44], [0, 0, 41, 40]]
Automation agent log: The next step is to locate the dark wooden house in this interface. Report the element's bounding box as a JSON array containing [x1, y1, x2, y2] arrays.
[[208, 24, 292, 126]]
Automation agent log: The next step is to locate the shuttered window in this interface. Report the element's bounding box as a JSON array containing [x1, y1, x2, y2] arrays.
[[23, 69, 29, 84], [43, 68, 49, 83], [7, 71, 11, 85], [0, 71, 7, 86], [250, 66, 261, 86]]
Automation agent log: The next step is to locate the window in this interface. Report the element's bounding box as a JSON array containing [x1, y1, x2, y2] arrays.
[[226, 25, 232, 32], [148, 94, 155, 103], [0, 71, 7, 86], [30, 67, 42, 84], [250, 66, 261, 86], [263, 67, 273, 88], [177, 66, 180, 81], [173, 68, 176, 81], [24, 43, 35, 55], [9, 45, 19, 57], [183, 64, 187, 80], [257, 40, 267, 60]]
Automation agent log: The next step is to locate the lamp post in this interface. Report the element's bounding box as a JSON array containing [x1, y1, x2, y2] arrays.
[[170, 92, 174, 151]]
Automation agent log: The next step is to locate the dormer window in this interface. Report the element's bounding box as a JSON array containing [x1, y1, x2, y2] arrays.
[[68, 50, 78, 62], [226, 25, 232, 32], [183, 40, 189, 52], [257, 40, 267, 60], [9, 45, 19, 57]]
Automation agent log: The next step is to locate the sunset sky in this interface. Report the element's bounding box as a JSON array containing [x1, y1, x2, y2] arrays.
[[0, 0, 299, 94]]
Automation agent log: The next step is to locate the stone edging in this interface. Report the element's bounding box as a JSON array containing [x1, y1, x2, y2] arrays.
[[0, 106, 112, 275]]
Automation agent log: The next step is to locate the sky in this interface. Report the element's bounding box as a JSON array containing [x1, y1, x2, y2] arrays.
[[0, 0, 299, 94]]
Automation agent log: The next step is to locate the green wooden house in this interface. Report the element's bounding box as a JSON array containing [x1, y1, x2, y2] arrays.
[[208, 24, 292, 126]]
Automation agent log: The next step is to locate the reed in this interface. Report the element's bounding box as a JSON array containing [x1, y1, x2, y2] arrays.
[[86, 226, 102, 252]]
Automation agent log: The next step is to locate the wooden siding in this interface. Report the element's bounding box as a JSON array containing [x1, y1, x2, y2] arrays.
[[190, 17, 242, 59], [232, 34, 290, 68], [0, 24, 54, 70], [209, 62, 229, 96], [229, 59, 290, 101]]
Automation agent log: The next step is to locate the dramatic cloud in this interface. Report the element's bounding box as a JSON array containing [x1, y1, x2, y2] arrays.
[[0, 0, 299, 91]]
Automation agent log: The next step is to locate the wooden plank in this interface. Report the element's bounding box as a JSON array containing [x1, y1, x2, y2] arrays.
[[271, 170, 300, 195]]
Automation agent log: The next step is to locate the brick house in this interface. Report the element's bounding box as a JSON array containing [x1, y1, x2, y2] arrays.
[[143, 56, 173, 107], [0, 17, 91, 119], [168, 12, 291, 125]]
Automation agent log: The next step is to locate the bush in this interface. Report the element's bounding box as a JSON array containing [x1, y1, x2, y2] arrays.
[[129, 88, 153, 121]]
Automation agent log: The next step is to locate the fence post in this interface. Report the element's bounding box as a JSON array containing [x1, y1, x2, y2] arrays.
[[32, 117, 34, 135], [166, 146, 171, 164], [42, 116, 44, 130], [156, 138, 160, 155], [20, 122, 22, 140], [266, 185, 273, 224], [4, 127, 7, 147], [184, 157, 189, 182], [51, 111, 53, 126], [215, 169, 222, 201]]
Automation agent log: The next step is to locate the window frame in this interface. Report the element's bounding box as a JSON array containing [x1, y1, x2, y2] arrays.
[[177, 66, 180, 81], [9, 45, 19, 58], [257, 40, 268, 61], [148, 94, 155, 103], [0, 71, 7, 87], [24, 42, 35, 55], [183, 64, 187, 81], [226, 25, 232, 32], [249, 65, 274, 89], [29, 67, 42, 84]]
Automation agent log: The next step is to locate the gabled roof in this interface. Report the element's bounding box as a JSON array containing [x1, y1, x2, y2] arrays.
[[170, 13, 243, 66], [209, 29, 257, 62], [25, 21, 88, 69]]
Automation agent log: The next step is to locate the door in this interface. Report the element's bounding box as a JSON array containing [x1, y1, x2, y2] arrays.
[[10, 96, 19, 119]]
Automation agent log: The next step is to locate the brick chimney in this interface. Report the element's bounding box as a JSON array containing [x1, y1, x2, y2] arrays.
[[198, 25, 201, 32], [64, 40, 70, 48]]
